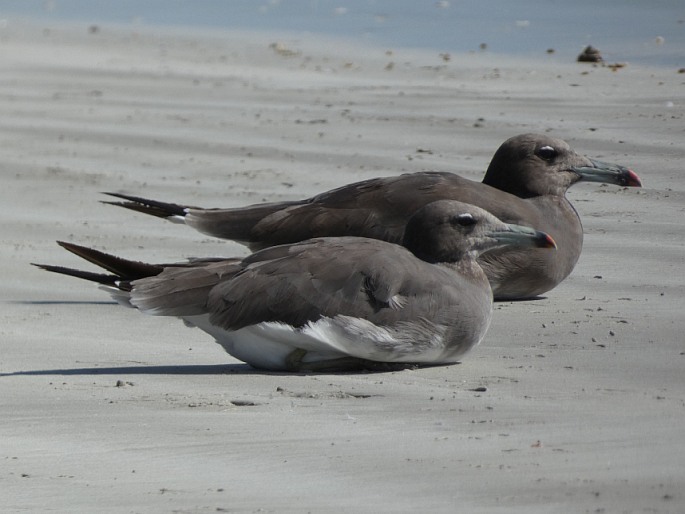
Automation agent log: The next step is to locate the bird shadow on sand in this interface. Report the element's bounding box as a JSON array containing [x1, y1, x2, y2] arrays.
[[0, 363, 255, 378], [495, 295, 548, 303], [11, 299, 120, 306], [0, 361, 442, 378]]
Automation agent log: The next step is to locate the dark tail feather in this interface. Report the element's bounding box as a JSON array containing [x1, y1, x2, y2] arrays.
[[31, 263, 125, 288], [55, 241, 164, 280], [101, 192, 191, 219]]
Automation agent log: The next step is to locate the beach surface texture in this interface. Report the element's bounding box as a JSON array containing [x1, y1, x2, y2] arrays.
[[2, 21, 684, 513]]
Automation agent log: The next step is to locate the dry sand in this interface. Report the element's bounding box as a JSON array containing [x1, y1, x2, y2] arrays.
[[1, 22, 684, 513]]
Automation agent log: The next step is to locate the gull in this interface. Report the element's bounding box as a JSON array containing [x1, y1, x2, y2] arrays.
[[104, 133, 640, 300], [34, 201, 555, 372]]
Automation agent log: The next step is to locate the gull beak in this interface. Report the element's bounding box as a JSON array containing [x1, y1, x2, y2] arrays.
[[487, 224, 557, 250], [571, 159, 642, 187]]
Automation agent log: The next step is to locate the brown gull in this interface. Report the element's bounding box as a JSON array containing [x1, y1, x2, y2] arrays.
[[104, 133, 640, 300]]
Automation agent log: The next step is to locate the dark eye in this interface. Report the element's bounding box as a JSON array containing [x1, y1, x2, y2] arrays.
[[536, 145, 557, 161], [452, 213, 477, 227]]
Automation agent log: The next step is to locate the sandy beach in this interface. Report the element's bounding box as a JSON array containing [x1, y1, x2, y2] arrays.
[[1, 21, 684, 513]]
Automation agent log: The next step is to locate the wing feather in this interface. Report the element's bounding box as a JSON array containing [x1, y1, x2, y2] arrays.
[[204, 237, 466, 332]]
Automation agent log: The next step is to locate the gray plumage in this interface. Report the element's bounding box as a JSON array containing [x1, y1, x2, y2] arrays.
[[34, 200, 555, 372], [105, 133, 641, 300]]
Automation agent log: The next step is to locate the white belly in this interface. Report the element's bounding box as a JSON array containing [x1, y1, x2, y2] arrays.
[[182, 314, 455, 371]]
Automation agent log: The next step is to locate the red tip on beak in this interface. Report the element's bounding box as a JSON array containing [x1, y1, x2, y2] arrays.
[[625, 169, 642, 187], [542, 233, 557, 249]]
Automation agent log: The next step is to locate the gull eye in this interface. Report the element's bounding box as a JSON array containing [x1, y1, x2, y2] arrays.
[[452, 213, 477, 227], [536, 145, 557, 161]]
